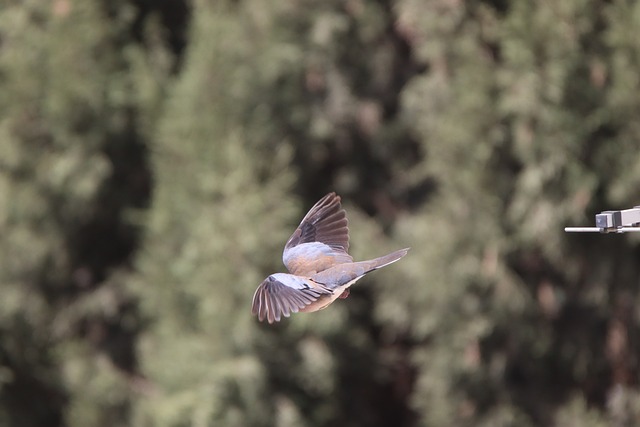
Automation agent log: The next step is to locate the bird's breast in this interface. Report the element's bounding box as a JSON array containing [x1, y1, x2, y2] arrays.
[[299, 284, 349, 313]]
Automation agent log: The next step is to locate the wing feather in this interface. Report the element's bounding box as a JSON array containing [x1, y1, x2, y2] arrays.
[[251, 276, 332, 324], [283, 193, 353, 275]]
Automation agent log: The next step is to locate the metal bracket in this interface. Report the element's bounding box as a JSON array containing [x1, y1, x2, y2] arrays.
[[565, 206, 640, 233]]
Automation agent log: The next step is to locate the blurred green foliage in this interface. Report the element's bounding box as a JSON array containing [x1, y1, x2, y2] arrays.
[[1, 0, 640, 426]]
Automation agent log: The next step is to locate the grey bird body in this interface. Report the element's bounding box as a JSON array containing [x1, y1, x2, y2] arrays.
[[252, 193, 409, 323]]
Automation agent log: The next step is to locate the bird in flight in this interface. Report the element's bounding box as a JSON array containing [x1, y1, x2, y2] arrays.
[[252, 192, 409, 323]]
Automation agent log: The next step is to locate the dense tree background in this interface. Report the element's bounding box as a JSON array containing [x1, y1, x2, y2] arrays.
[[1, 0, 640, 426]]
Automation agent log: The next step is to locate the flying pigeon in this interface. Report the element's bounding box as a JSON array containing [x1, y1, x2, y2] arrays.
[[252, 192, 409, 323]]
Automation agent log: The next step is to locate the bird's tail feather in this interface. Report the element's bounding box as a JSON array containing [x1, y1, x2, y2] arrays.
[[310, 248, 410, 288], [362, 247, 410, 273]]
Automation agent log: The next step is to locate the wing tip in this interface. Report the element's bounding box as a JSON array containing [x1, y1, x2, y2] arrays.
[[319, 192, 341, 208]]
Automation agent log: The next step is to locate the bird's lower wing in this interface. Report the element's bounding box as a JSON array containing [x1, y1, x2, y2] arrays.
[[252, 278, 333, 324]]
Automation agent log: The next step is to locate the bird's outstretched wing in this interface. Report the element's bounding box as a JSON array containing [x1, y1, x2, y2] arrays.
[[282, 193, 353, 276], [251, 275, 332, 324]]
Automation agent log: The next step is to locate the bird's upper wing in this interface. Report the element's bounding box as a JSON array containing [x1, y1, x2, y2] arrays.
[[251, 275, 332, 324], [282, 192, 353, 276]]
